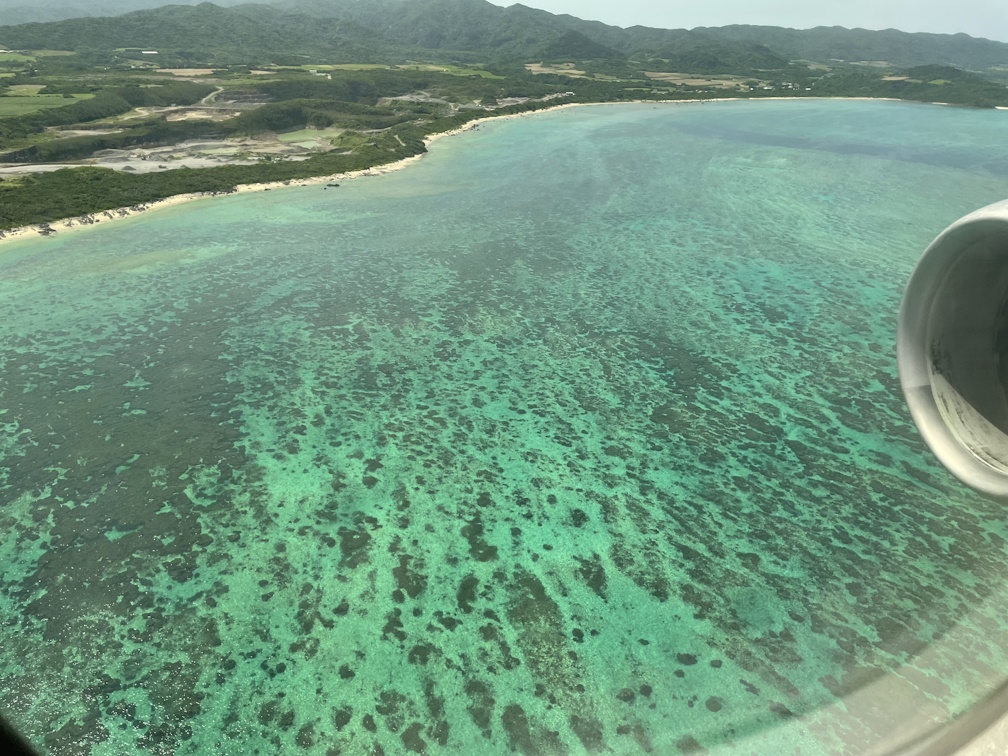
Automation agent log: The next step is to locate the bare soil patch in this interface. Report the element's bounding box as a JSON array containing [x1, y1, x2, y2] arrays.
[[526, 63, 587, 77], [644, 72, 746, 89], [157, 68, 215, 76]]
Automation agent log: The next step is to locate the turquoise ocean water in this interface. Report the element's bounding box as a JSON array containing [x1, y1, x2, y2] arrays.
[[4, 100, 1008, 754]]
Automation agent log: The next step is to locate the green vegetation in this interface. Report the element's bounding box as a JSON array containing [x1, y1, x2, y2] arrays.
[[275, 127, 344, 144], [640, 41, 789, 76], [541, 32, 623, 62], [0, 92, 93, 117], [0, 51, 36, 62], [808, 65, 1008, 107], [0, 129, 418, 229], [1, 0, 1007, 232], [4, 0, 1008, 74], [0, 80, 213, 150], [0, 112, 468, 229], [696, 25, 1008, 75], [0, 4, 389, 65]]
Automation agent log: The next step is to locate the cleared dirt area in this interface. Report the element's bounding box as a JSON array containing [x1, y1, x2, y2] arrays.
[[48, 128, 124, 137], [378, 92, 450, 106], [157, 68, 215, 76], [275, 127, 345, 148], [118, 104, 243, 122], [101, 135, 320, 164], [0, 130, 334, 176], [122, 88, 252, 123], [526, 62, 588, 77], [156, 68, 275, 77], [644, 72, 748, 89], [164, 108, 242, 122]]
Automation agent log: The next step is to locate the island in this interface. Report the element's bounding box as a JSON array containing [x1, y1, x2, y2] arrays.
[[2, 0, 1007, 235]]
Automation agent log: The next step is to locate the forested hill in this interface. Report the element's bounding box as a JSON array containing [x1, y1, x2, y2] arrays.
[[274, 0, 1008, 73], [271, 0, 789, 69], [0, 0, 249, 25], [1, 0, 1007, 75], [698, 24, 1008, 72], [0, 4, 391, 62]]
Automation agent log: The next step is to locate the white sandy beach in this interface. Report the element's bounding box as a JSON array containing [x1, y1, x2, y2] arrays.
[[0, 96, 917, 249], [0, 155, 428, 247]]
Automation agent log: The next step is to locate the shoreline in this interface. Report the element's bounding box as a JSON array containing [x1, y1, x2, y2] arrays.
[[0, 95, 952, 248], [0, 152, 430, 249]]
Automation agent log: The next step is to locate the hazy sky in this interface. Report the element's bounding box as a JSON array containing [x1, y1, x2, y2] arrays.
[[491, 1, 1008, 42]]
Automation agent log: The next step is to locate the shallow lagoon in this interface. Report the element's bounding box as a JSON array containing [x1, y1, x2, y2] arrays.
[[4, 100, 1008, 753]]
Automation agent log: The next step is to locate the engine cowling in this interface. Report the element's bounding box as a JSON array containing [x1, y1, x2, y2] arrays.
[[898, 200, 1008, 499]]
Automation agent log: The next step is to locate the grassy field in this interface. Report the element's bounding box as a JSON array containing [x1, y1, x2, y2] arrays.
[[8, 85, 45, 95], [0, 51, 35, 62], [0, 49, 74, 60], [0, 91, 94, 117]]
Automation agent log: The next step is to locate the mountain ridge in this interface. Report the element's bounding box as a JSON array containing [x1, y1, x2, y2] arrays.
[[0, 0, 1005, 74]]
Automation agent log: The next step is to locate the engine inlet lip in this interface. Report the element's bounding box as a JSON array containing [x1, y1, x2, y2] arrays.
[[898, 199, 1008, 500]]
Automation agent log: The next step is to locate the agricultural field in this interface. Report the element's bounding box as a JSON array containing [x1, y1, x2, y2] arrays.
[[0, 51, 36, 63], [0, 86, 95, 117], [0, 49, 75, 62]]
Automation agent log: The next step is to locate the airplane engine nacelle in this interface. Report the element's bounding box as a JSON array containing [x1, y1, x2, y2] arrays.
[[899, 200, 1008, 499]]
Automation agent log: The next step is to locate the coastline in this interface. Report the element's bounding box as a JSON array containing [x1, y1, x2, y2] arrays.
[[0, 95, 938, 248], [0, 152, 429, 249]]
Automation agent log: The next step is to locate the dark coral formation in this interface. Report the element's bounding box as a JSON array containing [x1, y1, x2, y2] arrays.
[[3, 101, 1008, 754]]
